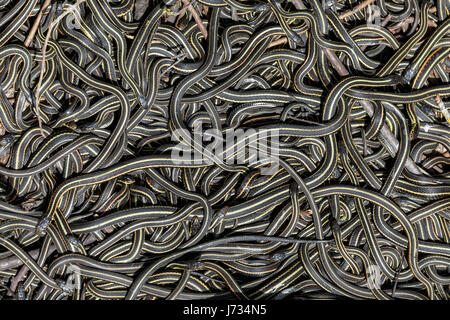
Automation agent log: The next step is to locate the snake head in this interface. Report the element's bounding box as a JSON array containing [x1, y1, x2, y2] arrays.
[[118, 175, 136, 185], [186, 260, 204, 271], [211, 206, 228, 229], [402, 66, 416, 84], [66, 235, 82, 248], [291, 34, 304, 45], [0, 133, 14, 146], [60, 104, 77, 118], [77, 122, 98, 132], [138, 94, 149, 109], [329, 216, 341, 234], [332, 167, 341, 179], [337, 140, 347, 157], [391, 74, 408, 86], [0, 134, 15, 156], [56, 279, 74, 295], [16, 282, 27, 300], [24, 91, 35, 106], [324, 0, 337, 8], [35, 216, 51, 235], [255, 4, 269, 11], [270, 250, 287, 261]]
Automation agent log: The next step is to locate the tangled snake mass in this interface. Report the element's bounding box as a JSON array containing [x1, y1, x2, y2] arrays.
[[0, 0, 449, 300]]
